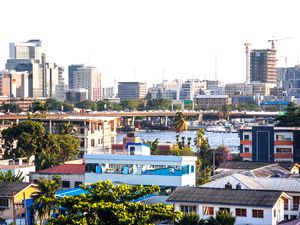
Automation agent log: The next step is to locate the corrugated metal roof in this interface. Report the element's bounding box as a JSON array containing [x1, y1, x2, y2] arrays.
[[37, 164, 85, 174], [201, 174, 264, 190], [0, 182, 33, 196], [253, 177, 300, 193], [167, 187, 283, 207]]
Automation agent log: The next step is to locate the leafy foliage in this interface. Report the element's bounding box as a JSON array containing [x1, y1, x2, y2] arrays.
[[75, 100, 97, 110], [1, 121, 80, 170], [276, 102, 300, 126], [175, 213, 206, 225], [31, 179, 60, 225], [48, 181, 181, 225], [206, 210, 236, 225], [142, 138, 160, 155], [0, 170, 24, 182]]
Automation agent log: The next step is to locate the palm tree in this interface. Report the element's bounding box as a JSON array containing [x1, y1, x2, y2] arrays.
[[175, 213, 206, 225], [35, 150, 59, 171], [207, 210, 236, 225], [0, 170, 24, 182], [174, 112, 188, 133], [143, 138, 160, 155], [31, 179, 59, 225]]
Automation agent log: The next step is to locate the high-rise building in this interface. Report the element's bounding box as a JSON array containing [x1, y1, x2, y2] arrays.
[[118, 82, 147, 100], [68, 64, 84, 90], [250, 49, 276, 83], [0, 70, 29, 97], [5, 40, 64, 98], [180, 79, 205, 100], [73, 66, 101, 101]]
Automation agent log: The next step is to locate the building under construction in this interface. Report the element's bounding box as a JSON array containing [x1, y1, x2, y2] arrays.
[[250, 49, 277, 84]]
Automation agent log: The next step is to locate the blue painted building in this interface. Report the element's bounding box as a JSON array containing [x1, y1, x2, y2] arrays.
[[240, 126, 300, 162]]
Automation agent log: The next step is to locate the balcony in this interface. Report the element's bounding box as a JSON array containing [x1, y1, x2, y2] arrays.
[[240, 153, 252, 158], [274, 153, 293, 159], [240, 140, 252, 145], [274, 140, 293, 145]]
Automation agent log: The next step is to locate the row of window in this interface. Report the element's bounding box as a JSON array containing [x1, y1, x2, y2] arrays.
[[243, 134, 293, 141], [180, 205, 264, 218]]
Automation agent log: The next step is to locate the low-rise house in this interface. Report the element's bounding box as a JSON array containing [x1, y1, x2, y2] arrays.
[[0, 182, 37, 221], [0, 157, 35, 182], [29, 164, 85, 190], [201, 174, 300, 220], [167, 187, 290, 225]]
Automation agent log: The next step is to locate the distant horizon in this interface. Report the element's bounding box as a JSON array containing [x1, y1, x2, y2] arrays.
[[1, 0, 300, 87]]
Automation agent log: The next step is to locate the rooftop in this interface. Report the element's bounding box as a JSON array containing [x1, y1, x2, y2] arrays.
[[36, 164, 85, 174], [167, 187, 284, 208], [0, 182, 33, 197], [218, 161, 274, 170]]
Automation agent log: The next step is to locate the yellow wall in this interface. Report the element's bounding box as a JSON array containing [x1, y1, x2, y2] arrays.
[[14, 185, 38, 203]]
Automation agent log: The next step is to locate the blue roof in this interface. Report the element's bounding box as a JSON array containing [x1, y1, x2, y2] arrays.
[[56, 188, 89, 198], [261, 101, 289, 105]]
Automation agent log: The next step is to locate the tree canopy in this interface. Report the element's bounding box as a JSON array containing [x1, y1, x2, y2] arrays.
[[0, 170, 24, 182], [276, 102, 300, 126], [47, 181, 181, 225], [1, 120, 80, 170]]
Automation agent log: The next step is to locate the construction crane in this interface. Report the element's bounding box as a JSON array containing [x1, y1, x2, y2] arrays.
[[268, 37, 292, 50], [244, 42, 252, 83]]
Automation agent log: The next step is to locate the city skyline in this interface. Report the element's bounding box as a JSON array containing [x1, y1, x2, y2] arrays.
[[1, 0, 300, 87]]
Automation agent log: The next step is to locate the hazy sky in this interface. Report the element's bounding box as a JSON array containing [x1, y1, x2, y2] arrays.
[[1, 0, 300, 86]]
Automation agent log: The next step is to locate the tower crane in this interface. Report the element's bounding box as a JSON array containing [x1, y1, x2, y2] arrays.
[[268, 37, 292, 50], [244, 42, 252, 83]]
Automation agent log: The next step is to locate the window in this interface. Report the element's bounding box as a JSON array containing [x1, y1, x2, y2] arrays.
[[75, 181, 82, 188], [244, 134, 250, 140], [91, 139, 95, 147], [235, 208, 246, 217], [0, 198, 9, 208], [252, 209, 264, 218], [276, 148, 292, 154], [284, 198, 289, 210], [130, 146, 135, 155], [180, 205, 196, 214], [273, 209, 276, 217], [203, 206, 214, 215], [191, 165, 195, 173], [219, 207, 230, 213], [111, 137, 115, 143], [244, 147, 250, 153], [62, 181, 70, 188], [293, 196, 300, 210]]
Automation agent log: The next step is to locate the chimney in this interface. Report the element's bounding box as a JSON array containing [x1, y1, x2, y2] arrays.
[[225, 182, 232, 189], [236, 183, 242, 189]]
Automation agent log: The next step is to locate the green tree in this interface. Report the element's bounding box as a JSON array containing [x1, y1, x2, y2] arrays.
[[174, 112, 188, 133], [56, 123, 75, 135], [75, 100, 97, 110], [31, 179, 60, 225], [32, 101, 47, 113], [277, 102, 300, 126], [2, 104, 22, 113], [207, 210, 236, 225], [175, 213, 206, 225], [143, 138, 160, 155], [48, 180, 181, 225], [0, 170, 24, 182]]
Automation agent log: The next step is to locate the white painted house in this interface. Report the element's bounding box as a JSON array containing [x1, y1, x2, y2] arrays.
[[84, 142, 197, 187], [167, 187, 290, 225]]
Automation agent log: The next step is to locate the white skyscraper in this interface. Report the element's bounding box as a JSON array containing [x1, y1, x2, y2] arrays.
[[73, 66, 102, 101]]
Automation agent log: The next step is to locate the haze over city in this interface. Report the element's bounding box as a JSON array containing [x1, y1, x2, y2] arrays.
[[1, 0, 300, 86]]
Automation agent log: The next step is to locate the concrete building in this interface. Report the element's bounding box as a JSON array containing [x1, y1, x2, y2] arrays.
[[0, 97, 46, 111], [240, 126, 300, 162], [102, 86, 117, 99], [68, 64, 84, 90], [195, 95, 231, 109], [250, 49, 277, 84], [225, 83, 253, 97], [33, 116, 119, 155], [167, 187, 289, 225], [5, 40, 64, 98], [118, 82, 147, 99], [201, 174, 300, 220], [66, 88, 88, 104], [73, 66, 102, 101], [30, 164, 85, 190], [0, 157, 35, 182], [0, 70, 29, 97], [180, 79, 205, 100], [85, 143, 197, 187], [0, 182, 37, 221], [281, 66, 300, 100]]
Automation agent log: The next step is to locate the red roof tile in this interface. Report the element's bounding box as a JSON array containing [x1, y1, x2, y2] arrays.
[[37, 164, 85, 174]]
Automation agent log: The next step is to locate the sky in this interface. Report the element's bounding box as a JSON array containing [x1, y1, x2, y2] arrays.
[[1, 0, 300, 87]]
